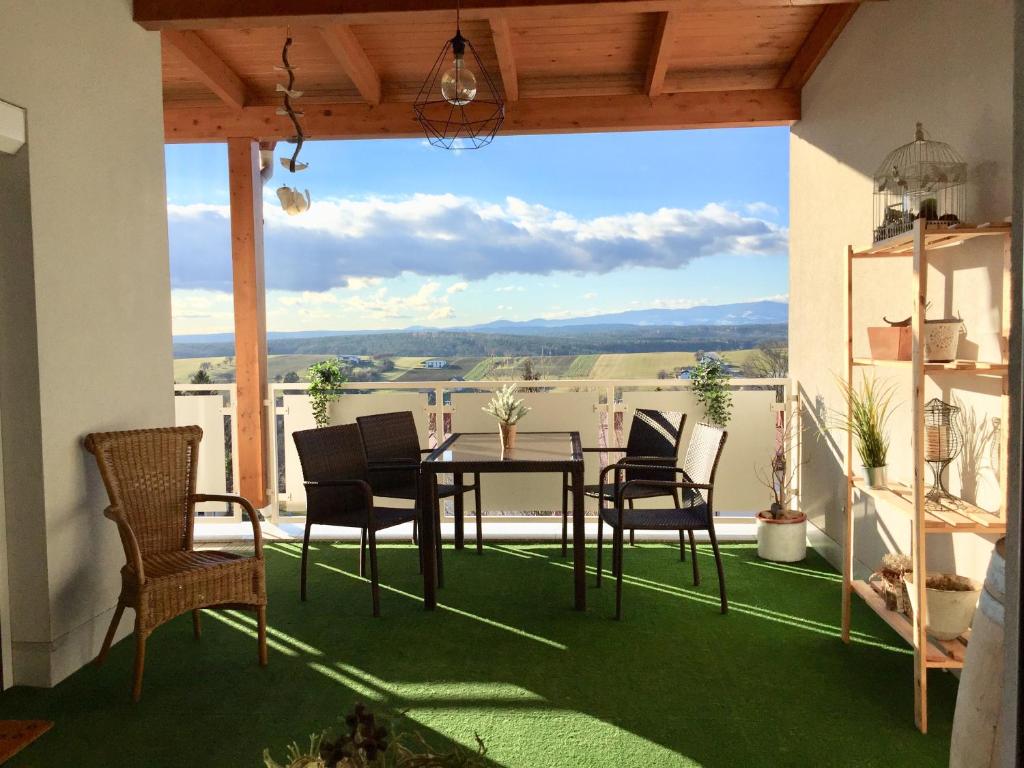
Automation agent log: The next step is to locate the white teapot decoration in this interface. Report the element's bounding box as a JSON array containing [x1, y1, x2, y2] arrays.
[[276, 185, 311, 216]]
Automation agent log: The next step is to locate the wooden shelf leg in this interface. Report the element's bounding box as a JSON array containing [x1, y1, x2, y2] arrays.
[[841, 244, 854, 644], [911, 218, 929, 734]]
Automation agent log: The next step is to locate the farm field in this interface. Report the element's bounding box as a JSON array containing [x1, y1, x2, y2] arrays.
[[174, 350, 756, 384]]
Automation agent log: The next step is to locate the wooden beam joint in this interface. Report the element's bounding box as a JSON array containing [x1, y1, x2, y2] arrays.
[[162, 29, 250, 110], [318, 25, 381, 105]]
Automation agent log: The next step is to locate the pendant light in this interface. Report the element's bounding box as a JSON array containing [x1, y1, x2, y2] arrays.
[[413, 0, 504, 150]]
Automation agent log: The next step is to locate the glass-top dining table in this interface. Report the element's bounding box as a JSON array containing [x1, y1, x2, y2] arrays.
[[418, 431, 586, 610]]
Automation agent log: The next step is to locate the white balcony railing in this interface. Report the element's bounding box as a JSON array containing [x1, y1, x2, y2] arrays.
[[174, 377, 792, 524]]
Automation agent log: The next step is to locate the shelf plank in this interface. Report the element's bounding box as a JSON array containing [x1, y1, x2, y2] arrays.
[[850, 478, 1006, 533], [853, 222, 1011, 258], [850, 580, 967, 667], [851, 358, 1008, 374]]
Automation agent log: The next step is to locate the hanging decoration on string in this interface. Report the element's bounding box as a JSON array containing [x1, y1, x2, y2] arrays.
[[413, 0, 505, 150], [274, 32, 312, 215]]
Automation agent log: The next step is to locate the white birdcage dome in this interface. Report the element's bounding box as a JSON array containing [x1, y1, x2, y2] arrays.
[[873, 122, 967, 194]]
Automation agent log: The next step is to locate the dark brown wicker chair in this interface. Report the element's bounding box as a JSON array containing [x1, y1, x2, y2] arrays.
[[357, 411, 483, 554], [561, 408, 686, 556], [84, 426, 267, 702], [292, 423, 418, 616], [596, 422, 728, 620]]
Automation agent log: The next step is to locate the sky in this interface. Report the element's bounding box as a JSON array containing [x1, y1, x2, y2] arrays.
[[165, 127, 790, 335]]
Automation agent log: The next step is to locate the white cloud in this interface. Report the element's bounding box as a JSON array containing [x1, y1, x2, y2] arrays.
[[495, 285, 525, 293], [167, 195, 787, 292], [446, 281, 469, 294], [583, 292, 598, 300], [745, 202, 779, 217]]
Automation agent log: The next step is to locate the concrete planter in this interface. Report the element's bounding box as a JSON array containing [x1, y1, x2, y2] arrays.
[[906, 573, 982, 640], [756, 512, 807, 563]]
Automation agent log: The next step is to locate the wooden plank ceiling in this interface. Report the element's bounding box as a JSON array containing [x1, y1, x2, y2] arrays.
[[140, 0, 869, 142]]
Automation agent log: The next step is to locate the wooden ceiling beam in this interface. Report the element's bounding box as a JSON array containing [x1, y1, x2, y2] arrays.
[[164, 88, 799, 142], [161, 29, 249, 109], [644, 10, 677, 98], [137, 0, 880, 31], [777, 2, 859, 89], [318, 25, 381, 105], [489, 15, 519, 102]]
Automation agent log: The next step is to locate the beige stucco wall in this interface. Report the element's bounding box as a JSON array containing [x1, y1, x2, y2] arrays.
[[791, 0, 1013, 581], [0, 1, 173, 685]]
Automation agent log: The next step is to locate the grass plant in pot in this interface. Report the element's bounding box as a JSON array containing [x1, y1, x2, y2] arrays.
[[482, 384, 529, 449], [831, 375, 898, 489], [755, 415, 806, 562]]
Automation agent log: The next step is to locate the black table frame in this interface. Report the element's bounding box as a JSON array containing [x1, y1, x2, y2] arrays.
[[418, 431, 586, 610]]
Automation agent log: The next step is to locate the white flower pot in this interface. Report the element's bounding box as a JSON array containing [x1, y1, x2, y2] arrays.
[[756, 512, 807, 563], [860, 465, 887, 489], [905, 573, 982, 640], [924, 319, 963, 363]]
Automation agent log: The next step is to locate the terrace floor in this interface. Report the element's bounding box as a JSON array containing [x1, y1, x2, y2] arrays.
[[0, 543, 956, 767]]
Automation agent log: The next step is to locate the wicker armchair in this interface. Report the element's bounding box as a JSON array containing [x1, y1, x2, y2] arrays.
[[357, 411, 483, 554], [561, 408, 686, 555], [84, 426, 267, 701], [596, 422, 728, 620], [292, 423, 418, 616]]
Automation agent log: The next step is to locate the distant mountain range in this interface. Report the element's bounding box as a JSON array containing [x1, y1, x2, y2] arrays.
[[172, 300, 787, 344]]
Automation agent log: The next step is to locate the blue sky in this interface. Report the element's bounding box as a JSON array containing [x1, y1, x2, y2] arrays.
[[166, 127, 789, 334]]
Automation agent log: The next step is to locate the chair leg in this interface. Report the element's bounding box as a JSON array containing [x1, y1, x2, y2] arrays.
[[300, 519, 312, 602], [131, 621, 147, 702], [689, 530, 700, 586], [475, 476, 483, 554], [368, 528, 381, 617], [595, 515, 604, 587], [96, 599, 125, 666], [708, 526, 727, 613], [614, 527, 624, 620], [256, 605, 268, 666], [433, 481, 444, 589], [561, 473, 569, 558], [628, 499, 635, 546], [359, 528, 368, 578], [674, 490, 685, 562], [192, 609, 202, 639], [412, 518, 418, 546]]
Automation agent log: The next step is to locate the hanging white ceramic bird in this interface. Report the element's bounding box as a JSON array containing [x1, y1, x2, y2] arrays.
[[277, 186, 311, 216]]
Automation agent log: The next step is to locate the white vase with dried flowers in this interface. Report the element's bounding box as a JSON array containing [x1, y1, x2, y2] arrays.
[[482, 384, 530, 449]]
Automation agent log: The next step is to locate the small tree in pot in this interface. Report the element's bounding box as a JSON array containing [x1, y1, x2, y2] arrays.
[[755, 415, 807, 562]]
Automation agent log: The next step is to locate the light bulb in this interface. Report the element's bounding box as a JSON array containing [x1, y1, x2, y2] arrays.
[[441, 56, 477, 105]]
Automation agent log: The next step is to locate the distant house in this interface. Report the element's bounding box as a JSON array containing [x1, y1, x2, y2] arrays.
[[422, 358, 448, 369], [337, 355, 361, 364], [677, 368, 693, 380], [697, 351, 725, 364]]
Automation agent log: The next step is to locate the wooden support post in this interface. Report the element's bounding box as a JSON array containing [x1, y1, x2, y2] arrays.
[[228, 138, 269, 509], [910, 218, 929, 734], [841, 245, 854, 644]]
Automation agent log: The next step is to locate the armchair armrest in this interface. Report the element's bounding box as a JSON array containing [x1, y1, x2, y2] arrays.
[[303, 478, 377, 527], [614, 477, 714, 512], [367, 458, 421, 472], [580, 446, 627, 453], [192, 493, 265, 558], [104, 505, 145, 582]]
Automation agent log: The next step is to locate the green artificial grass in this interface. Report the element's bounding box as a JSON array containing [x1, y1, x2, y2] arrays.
[[0, 543, 957, 767]]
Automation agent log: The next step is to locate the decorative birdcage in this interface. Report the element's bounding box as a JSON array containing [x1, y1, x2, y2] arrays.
[[873, 122, 967, 242], [923, 397, 963, 509]]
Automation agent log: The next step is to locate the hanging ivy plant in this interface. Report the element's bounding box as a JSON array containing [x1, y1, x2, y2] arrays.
[[691, 356, 733, 427], [308, 359, 347, 428]]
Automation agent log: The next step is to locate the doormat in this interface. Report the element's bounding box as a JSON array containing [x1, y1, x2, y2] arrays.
[[0, 720, 52, 764]]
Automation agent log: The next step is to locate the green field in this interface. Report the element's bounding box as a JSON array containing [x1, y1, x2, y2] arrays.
[[174, 350, 756, 384]]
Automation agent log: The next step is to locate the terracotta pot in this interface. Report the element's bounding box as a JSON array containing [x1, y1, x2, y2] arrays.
[[756, 511, 807, 562], [499, 422, 517, 449], [868, 326, 912, 361], [905, 572, 982, 641]]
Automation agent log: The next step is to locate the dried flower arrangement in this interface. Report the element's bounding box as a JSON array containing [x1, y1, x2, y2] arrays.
[[481, 384, 529, 425], [873, 553, 913, 613], [264, 703, 487, 768]]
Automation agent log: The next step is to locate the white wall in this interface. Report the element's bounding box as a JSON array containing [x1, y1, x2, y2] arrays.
[[0, 1, 173, 685], [790, 0, 1014, 580]]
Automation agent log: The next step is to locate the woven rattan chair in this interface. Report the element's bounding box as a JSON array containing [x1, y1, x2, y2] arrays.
[[561, 408, 686, 556], [357, 411, 483, 554], [292, 423, 419, 616], [84, 426, 267, 701], [596, 422, 728, 620]]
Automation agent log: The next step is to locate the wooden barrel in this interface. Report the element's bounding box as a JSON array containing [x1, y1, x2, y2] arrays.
[[950, 538, 1006, 768]]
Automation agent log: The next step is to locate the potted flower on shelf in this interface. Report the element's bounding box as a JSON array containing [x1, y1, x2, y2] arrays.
[[482, 384, 530, 449], [831, 375, 898, 489], [905, 572, 982, 640], [755, 417, 806, 563]]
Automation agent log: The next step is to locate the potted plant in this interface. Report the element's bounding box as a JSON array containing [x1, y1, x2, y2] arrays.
[[307, 358, 347, 428], [831, 375, 898, 489], [691, 354, 732, 427], [482, 384, 529, 449], [904, 572, 982, 640], [869, 552, 913, 613], [924, 315, 963, 363], [755, 416, 806, 562], [867, 315, 912, 361]]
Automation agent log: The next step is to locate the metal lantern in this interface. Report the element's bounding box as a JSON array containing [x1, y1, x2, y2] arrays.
[[873, 122, 967, 242], [413, 2, 504, 150], [923, 398, 963, 508]]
